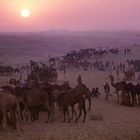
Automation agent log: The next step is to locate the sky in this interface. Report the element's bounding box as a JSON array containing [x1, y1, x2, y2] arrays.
[[0, 0, 140, 32]]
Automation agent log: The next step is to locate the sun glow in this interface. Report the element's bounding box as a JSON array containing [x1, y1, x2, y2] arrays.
[[21, 9, 30, 18]]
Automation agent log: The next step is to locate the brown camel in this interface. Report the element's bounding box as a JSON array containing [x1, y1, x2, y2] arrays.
[[51, 82, 91, 111], [123, 83, 140, 106], [123, 69, 135, 81], [74, 84, 91, 111], [48, 82, 72, 113], [0, 91, 22, 131], [17, 82, 54, 123], [121, 92, 132, 106], [58, 84, 90, 123], [51, 81, 71, 92], [109, 75, 125, 103]]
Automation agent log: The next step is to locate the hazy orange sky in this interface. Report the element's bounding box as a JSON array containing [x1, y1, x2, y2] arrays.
[[0, 0, 140, 32]]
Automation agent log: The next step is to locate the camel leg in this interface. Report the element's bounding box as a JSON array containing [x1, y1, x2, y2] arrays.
[[16, 110, 22, 132], [66, 107, 71, 123], [82, 103, 87, 123], [30, 112, 33, 122], [1, 104, 7, 130], [75, 101, 82, 123], [117, 91, 119, 103], [29, 107, 34, 122], [138, 94, 140, 105], [24, 110, 29, 121], [50, 110, 53, 123], [63, 107, 66, 122], [74, 108, 77, 120], [23, 106, 29, 121], [51, 104, 55, 122], [71, 106, 74, 121], [71, 105, 77, 121], [2, 118, 7, 130], [20, 110, 24, 121], [45, 109, 50, 123], [134, 94, 137, 105], [138, 95, 140, 105], [32, 109, 36, 122], [131, 95, 135, 106], [88, 98, 91, 111], [75, 108, 82, 123], [36, 111, 39, 120], [126, 91, 133, 105], [135, 94, 137, 104], [12, 110, 17, 131]]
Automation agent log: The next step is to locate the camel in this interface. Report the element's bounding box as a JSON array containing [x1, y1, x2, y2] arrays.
[[58, 84, 90, 123], [123, 83, 140, 106], [51, 82, 91, 111], [16, 81, 54, 123], [1, 85, 14, 94], [123, 69, 135, 81], [51, 81, 71, 92], [0, 91, 22, 131], [109, 75, 126, 103], [74, 84, 91, 111], [124, 83, 136, 106], [40, 82, 72, 121], [39, 82, 55, 123], [17, 89, 42, 122], [121, 91, 132, 106], [1, 83, 53, 123]]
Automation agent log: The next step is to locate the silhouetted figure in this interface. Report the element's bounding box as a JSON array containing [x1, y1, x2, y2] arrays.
[[91, 87, 100, 97], [116, 69, 120, 80], [123, 64, 126, 71], [77, 74, 82, 86], [120, 63, 123, 71], [104, 82, 110, 100]]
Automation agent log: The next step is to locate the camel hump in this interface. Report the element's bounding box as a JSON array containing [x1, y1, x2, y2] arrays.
[[82, 94, 86, 99]]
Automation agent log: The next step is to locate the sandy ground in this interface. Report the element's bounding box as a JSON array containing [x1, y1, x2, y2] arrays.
[[0, 47, 140, 139], [1, 68, 140, 137]]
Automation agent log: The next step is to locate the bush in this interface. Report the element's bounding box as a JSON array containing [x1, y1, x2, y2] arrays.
[[89, 113, 104, 121]]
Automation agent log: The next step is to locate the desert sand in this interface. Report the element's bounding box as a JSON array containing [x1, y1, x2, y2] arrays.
[[0, 46, 140, 140]]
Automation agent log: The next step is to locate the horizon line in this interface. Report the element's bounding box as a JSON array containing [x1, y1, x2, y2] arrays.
[[0, 29, 140, 34]]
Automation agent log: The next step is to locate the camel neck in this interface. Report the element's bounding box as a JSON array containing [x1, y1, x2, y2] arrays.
[[110, 77, 115, 87]]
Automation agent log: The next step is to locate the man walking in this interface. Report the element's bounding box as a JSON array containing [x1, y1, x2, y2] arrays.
[[104, 82, 110, 100]]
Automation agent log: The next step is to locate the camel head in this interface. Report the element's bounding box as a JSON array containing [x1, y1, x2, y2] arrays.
[[1, 85, 14, 94], [108, 75, 115, 86], [109, 75, 114, 80]]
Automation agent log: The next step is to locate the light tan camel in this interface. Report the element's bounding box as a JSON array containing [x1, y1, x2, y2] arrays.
[[109, 75, 125, 103], [0, 91, 22, 131], [17, 81, 54, 123], [123, 69, 135, 81]]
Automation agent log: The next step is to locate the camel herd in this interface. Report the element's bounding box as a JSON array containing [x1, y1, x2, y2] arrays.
[[1, 47, 140, 132], [109, 75, 140, 106], [1, 72, 139, 132], [0, 78, 92, 131], [58, 48, 131, 71]]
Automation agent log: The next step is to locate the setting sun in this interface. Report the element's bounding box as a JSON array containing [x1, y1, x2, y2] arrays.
[[21, 9, 30, 18]]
